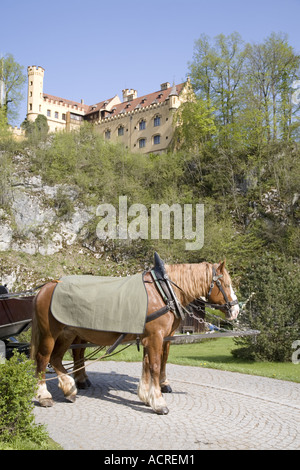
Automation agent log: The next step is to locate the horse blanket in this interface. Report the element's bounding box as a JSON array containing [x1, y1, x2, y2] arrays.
[[50, 273, 148, 334]]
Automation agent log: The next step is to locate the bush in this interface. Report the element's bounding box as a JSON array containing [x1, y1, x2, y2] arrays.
[[233, 254, 300, 362], [0, 351, 48, 444]]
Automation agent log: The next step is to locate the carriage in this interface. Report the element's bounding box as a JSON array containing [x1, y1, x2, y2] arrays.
[[0, 285, 34, 358]]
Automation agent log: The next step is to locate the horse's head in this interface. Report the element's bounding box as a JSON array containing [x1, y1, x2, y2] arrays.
[[207, 261, 239, 321]]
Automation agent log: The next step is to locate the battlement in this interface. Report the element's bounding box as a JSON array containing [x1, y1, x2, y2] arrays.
[[28, 65, 45, 76], [9, 126, 25, 140], [42, 94, 88, 113]]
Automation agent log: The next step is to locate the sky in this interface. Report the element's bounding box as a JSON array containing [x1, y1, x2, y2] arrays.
[[1, 0, 300, 126]]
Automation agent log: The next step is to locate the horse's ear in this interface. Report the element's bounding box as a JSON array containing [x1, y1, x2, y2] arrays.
[[218, 259, 226, 273]]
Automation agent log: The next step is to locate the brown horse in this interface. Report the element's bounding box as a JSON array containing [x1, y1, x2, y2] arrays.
[[31, 260, 239, 415]]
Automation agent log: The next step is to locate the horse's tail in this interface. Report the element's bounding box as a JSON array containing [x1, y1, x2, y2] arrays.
[[30, 280, 60, 362], [30, 294, 40, 362]]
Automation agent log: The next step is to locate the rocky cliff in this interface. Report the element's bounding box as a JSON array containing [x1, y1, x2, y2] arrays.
[[0, 153, 94, 255]]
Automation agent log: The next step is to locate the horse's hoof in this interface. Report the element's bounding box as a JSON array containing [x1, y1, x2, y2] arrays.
[[65, 394, 76, 403], [161, 384, 172, 393], [39, 398, 54, 408], [156, 406, 169, 415], [76, 379, 91, 389]]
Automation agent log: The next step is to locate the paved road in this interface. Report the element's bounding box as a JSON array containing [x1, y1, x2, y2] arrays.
[[33, 361, 300, 450]]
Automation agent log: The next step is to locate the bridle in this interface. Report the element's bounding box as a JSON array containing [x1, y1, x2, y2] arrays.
[[193, 266, 239, 317]]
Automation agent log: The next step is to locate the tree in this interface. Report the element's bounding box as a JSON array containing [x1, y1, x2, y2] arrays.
[[188, 32, 246, 145], [188, 32, 300, 148], [22, 114, 49, 142], [172, 99, 216, 152], [0, 54, 26, 123], [233, 254, 300, 362], [243, 33, 300, 143]]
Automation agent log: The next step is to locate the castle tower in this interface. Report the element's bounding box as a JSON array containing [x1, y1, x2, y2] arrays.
[[27, 66, 45, 122]]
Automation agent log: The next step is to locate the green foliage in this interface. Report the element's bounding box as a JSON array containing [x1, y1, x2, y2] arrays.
[[30, 123, 188, 207], [0, 151, 13, 208], [53, 186, 75, 220], [234, 255, 300, 362], [188, 32, 300, 147], [173, 99, 216, 151], [0, 54, 26, 123], [0, 106, 8, 135], [22, 114, 49, 143], [0, 352, 48, 444]]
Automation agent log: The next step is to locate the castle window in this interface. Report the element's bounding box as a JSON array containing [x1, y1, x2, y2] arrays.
[[70, 113, 82, 121], [139, 138, 146, 148], [29, 104, 32, 111], [105, 129, 111, 140], [47, 109, 51, 117], [154, 116, 161, 127], [62, 113, 66, 121], [139, 120, 146, 130], [118, 126, 124, 136], [55, 111, 59, 119], [153, 134, 161, 145]]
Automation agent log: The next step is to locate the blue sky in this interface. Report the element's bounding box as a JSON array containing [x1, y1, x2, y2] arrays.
[[1, 0, 300, 126]]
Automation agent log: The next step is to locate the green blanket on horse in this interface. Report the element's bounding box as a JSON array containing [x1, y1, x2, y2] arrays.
[[50, 273, 148, 334]]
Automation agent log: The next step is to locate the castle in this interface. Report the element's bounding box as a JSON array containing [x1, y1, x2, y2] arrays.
[[27, 66, 192, 153]]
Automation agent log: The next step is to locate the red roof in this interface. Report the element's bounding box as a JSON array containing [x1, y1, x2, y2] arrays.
[[85, 96, 118, 114], [43, 93, 89, 112], [43, 82, 185, 118], [108, 83, 184, 118]]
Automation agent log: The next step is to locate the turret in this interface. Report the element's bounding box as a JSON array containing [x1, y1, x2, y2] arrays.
[[169, 83, 179, 110], [27, 66, 45, 121], [122, 88, 137, 102]]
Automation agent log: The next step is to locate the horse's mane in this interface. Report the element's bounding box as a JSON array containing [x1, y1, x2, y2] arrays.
[[165, 263, 212, 305], [166, 262, 231, 306]]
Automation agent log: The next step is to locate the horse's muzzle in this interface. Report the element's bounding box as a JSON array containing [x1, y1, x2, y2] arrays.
[[227, 303, 239, 321]]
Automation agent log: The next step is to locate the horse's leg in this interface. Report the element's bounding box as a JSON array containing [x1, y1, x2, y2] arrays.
[[138, 347, 151, 406], [50, 330, 78, 403], [35, 335, 56, 407], [72, 338, 91, 390], [31, 285, 62, 408], [141, 335, 169, 415], [160, 340, 172, 393], [160, 318, 179, 393]]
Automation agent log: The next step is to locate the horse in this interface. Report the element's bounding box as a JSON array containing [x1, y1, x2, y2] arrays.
[[31, 260, 239, 415]]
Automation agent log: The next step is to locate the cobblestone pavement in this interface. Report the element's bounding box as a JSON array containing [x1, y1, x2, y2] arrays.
[[33, 362, 300, 450]]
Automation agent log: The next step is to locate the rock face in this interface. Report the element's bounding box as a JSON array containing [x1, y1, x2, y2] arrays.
[[0, 155, 95, 256]]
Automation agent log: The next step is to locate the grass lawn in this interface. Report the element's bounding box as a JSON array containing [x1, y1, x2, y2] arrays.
[[100, 337, 300, 383], [0, 437, 63, 450]]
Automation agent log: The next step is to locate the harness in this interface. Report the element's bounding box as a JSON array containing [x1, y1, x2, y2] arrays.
[[149, 254, 238, 319], [100, 253, 238, 355], [200, 266, 239, 315]]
